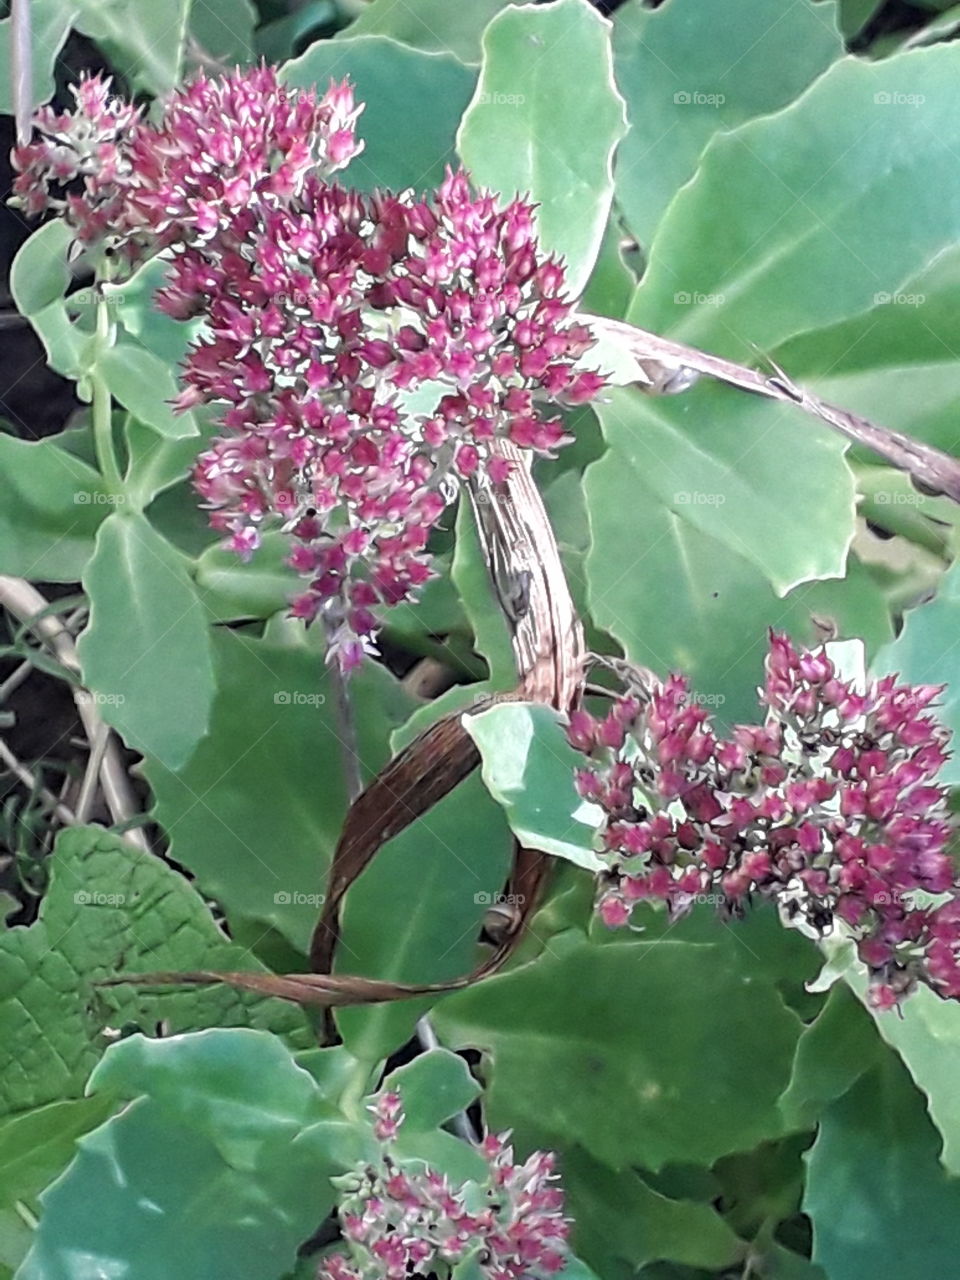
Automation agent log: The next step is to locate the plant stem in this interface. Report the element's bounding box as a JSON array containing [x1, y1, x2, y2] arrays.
[[324, 617, 363, 803], [92, 297, 124, 494]]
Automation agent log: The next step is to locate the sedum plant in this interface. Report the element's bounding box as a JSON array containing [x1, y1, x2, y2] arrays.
[[4, 2, 960, 1279]]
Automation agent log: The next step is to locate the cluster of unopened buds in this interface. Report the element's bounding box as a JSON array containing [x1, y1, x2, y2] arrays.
[[317, 1091, 568, 1280], [12, 66, 606, 670], [568, 632, 959, 1011]]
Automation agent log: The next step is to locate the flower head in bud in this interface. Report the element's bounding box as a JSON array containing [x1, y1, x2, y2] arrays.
[[571, 633, 957, 1009], [11, 69, 607, 671], [321, 1088, 569, 1280]]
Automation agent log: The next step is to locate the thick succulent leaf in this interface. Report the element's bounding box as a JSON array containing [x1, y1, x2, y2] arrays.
[[17, 1030, 360, 1280], [451, 497, 515, 689], [0, 0, 75, 114], [435, 931, 801, 1171], [382, 1048, 480, 1131], [463, 702, 604, 871], [872, 558, 960, 785], [71, 0, 191, 97], [0, 827, 310, 1120], [187, 0, 256, 65], [77, 511, 216, 769], [195, 532, 300, 621], [805, 1049, 960, 1280], [773, 244, 960, 454], [341, 0, 511, 62], [584, 445, 881, 726], [146, 629, 414, 953], [779, 983, 883, 1131], [613, 0, 842, 244], [282, 36, 477, 193], [563, 1146, 745, 1277], [838, 960, 960, 1178], [591, 385, 856, 596], [629, 42, 960, 361], [0, 430, 113, 582], [9, 223, 72, 321], [457, 0, 627, 296], [98, 341, 199, 440], [335, 771, 513, 1062]]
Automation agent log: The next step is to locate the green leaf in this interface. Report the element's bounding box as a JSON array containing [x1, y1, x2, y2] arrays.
[[342, 0, 511, 62], [0, 1098, 113, 1277], [187, 0, 256, 65], [9, 223, 72, 319], [804, 1049, 960, 1280], [613, 0, 842, 245], [464, 702, 604, 871], [122, 416, 210, 511], [584, 441, 878, 725], [629, 42, 960, 361], [0, 430, 113, 582], [77, 511, 216, 769], [872, 558, 960, 786], [282, 36, 477, 192], [382, 1048, 480, 1130], [72, 0, 191, 97], [0, 826, 310, 1120], [336, 771, 514, 1062], [18, 1030, 358, 1280], [839, 0, 884, 37], [98, 341, 199, 439], [564, 1146, 745, 1277], [591, 386, 855, 596], [451, 498, 515, 688], [840, 959, 960, 1178], [435, 932, 801, 1171], [457, 0, 626, 296], [103, 259, 199, 368], [0, 0, 75, 114], [146, 629, 414, 952], [772, 244, 960, 455], [195, 532, 300, 620], [779, 982, 882, 1131]]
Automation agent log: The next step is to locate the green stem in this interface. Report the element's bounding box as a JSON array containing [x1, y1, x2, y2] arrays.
[[91, 296, 124, 494]]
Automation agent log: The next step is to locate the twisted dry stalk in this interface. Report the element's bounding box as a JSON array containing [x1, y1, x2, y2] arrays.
[[104, 439, 584, 1006], [104, 317, 960, 1008]]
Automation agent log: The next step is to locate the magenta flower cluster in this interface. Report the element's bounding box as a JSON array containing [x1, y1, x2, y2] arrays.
[[12, 68, 605, 670], [568, 633, 958, 1010], [318, 1091, 569, 1280]]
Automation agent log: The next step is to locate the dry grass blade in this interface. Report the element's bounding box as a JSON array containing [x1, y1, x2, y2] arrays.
[[586, 313, 960, 504]]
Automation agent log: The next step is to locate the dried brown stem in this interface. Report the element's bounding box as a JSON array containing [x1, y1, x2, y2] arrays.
[[585, 313, 960, 504]]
